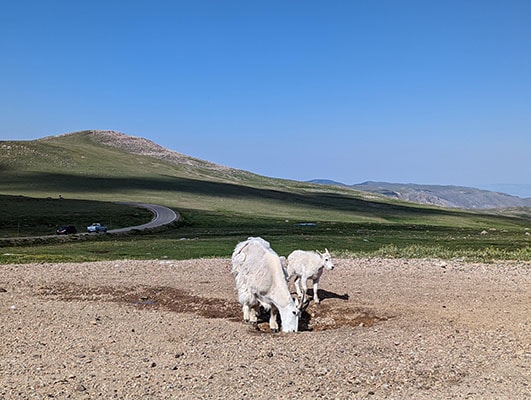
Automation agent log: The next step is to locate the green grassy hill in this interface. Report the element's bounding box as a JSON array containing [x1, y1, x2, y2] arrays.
[[1, 130, 530, 262]]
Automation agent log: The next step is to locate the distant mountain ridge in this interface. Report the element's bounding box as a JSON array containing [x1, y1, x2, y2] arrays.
[[309, 180, 531, 209], [476, 184, 531, 199]]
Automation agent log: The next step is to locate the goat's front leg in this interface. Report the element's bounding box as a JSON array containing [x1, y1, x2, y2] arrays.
[[294, 276, 303, 298], [313, 279, 320, 304], [300, 277, 309, 306], [269, 306, 279, 333]]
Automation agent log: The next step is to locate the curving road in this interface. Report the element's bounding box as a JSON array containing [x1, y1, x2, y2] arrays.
[[0, 203, 179, 245], [109, 203, 179, 233]]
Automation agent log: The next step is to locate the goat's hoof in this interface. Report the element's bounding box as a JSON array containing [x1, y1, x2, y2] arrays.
[[271, 328, 279, 333]]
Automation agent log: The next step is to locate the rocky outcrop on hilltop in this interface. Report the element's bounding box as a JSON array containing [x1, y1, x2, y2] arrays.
[[86, 130, 232, 172]]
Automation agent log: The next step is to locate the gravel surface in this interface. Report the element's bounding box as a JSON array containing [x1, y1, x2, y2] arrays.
[[1, 258, 529, 399]]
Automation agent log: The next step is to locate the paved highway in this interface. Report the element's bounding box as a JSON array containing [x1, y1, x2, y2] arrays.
[[0, 203, 179, 245], [109, 203, 179, 233]]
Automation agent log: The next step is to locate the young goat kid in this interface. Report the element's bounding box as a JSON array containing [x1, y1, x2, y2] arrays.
[[287, 249, 334, 305]]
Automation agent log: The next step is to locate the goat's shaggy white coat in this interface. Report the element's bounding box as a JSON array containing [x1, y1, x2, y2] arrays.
[[231, 237, 300, 332]]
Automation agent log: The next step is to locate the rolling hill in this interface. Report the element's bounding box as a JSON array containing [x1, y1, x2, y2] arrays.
[[1, 130, 531, 263], [0, 130, 439, 224], [0, 130, 528, 224]]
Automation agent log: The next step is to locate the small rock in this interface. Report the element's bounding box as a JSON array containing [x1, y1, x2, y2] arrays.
[[0, 288, 7, 293], [75, 384, 86, 392]]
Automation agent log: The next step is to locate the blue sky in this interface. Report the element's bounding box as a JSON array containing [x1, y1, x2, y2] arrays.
[[1, 1, 530, 193]]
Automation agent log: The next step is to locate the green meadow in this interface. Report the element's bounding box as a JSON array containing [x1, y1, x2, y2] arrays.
[[1, 131, 530, 263]]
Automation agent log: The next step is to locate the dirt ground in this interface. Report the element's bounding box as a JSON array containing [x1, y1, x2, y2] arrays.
[[0, 257, 529, 399]]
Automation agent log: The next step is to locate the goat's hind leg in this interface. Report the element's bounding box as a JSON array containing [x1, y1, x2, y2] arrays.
[[242, 304, 259, 326], [293, 276, 305, 304], [242, 304, 251, 322], [300, 277, 310, 306]]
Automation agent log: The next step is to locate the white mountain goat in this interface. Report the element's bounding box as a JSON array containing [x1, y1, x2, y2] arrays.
[[231, 237, 300, 332], [287, 249, 334, 305]]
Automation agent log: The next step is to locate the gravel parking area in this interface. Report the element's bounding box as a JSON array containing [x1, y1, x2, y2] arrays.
[[1, 258, 529, 399]]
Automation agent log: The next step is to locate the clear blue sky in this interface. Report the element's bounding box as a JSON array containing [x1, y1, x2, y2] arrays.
[[1, 1, 530, 192]]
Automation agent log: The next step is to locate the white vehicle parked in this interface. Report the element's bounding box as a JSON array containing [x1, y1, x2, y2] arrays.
[[87, 223, 107, 233]]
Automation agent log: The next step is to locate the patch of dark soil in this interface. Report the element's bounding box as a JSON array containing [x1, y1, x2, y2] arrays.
[[37, 283, 390, 332], [37, 283, 242, 321], [302, 302, 390, 331]]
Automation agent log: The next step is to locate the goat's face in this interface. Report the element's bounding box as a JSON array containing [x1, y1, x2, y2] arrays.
[[322, 248, 334, 271], [280, 298, 301, 333]]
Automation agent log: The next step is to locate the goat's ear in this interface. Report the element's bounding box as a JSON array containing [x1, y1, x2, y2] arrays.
[[316, 250, 322, 256], [294, 297, 301, 309], [325, 248, 330, 255]]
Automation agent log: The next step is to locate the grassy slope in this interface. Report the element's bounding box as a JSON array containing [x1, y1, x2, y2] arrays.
[[1, 131, 530, 262]]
